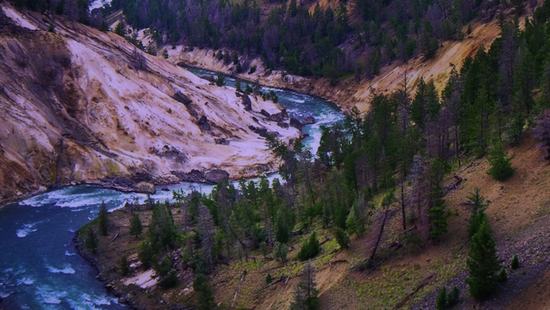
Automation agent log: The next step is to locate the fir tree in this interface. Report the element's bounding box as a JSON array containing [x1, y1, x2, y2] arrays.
[[333, 227, 350, 249], [298, 232, 320, 261], [273, 242, 288, 263], [467, 188, 489, 238], [488, 142, 514, 181], [85, 228, 98, 254], [129, 212, 142, 237], [428, 162, 448, 241], [346, 201, 364, 236], [97, 202, 108, 236], [119, 255, 130, 276], [291, 262, 319, 310], [467, 220, 502, 300], [194, 273, 216, 310]]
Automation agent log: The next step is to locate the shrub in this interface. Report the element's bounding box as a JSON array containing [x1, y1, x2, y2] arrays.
[[297, 232, 320, 261], [436, 287, 447, 310], [497, 268, 508, 283], [436, 286, 460, 309], [511, 255, 520, 270], [447, 287, 460, 307], [265, 273, 273, 284]]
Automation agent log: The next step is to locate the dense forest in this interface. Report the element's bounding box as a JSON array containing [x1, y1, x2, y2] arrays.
[[10, 0, 529, 79], [80, 1, 550, 307], [106, 0, 518, 79]]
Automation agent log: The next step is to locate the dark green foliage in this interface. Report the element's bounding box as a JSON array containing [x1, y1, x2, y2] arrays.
[[265, 273, 273, 284], [333, 227, 350, 249], [467, 220, 502, 300], [215, 73, 225, 86], [148, 204, 178, 252], [106, 0, 495, 79], [467, 189, 489, 238], [345, 202, 364, 236], [138, 240, 154, 269], [447, 287, 460, 307], [297, 232, 320, 261], [488, 143, 514, 181], [436, 286, 460, 309], [291, 262, 319, 310], [273, 242, 288, 263], [97, 203, 109, 236], [511, 255, 520, 269], [118, 255, 130, 276], [157, 256, 178, 289], [497, 268, 508, 283], [85, 228, 98, 254], [129, 212, 142, 237], [428, 161, 448, 241], [193, 273, 216, 310], [436, 287, 448, 310]]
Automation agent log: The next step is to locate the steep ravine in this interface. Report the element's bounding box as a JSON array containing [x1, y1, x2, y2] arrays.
[[0, 3, 301, 205]]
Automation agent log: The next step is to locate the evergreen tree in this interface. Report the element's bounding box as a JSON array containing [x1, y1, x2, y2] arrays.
[[428, 161, 448, 241], [467, 220, 502, 300], [488, 142, 514, 181], [291, 262, 319, 310], [273, 241, 288, 263], [85, 228, 98, 254], [467, 188, 489, 238], [333, 227, 350, 249], [193, 273, 216, 310], [97, 202, 109, 236], [129, 212, 143, 237], [345, 201, 364, 236], [534, 110, 550, 161], [298, 232, 320, 261], [119, 255, 130, 276]]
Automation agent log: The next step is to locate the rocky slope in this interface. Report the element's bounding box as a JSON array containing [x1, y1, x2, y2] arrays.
[[0, 3, 299, 204]]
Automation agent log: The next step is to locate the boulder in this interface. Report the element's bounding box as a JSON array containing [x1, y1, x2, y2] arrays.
[[303, 115, 316, 125], [136, 181, 155, 194], [173, 91, 192, 106], [173, 169, 206, 183], [269, 111, 287, 122], [215, 137, 230, 145], [290, 117, 304, 130], [277, 121, 289, 128], [205, 169, 230, 184], [241, 94, 252, 111], [198, 115, 211, 131]]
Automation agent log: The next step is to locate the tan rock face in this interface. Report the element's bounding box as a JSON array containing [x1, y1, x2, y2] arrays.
[[0, 4, 300, 203]]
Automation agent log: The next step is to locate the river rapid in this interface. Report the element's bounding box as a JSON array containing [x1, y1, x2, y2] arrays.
[[0, 69, 344, 309]]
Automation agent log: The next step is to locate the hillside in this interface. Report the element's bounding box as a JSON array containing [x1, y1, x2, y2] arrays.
[[76, 134, 550, 309], [0, 3, 299, 204]]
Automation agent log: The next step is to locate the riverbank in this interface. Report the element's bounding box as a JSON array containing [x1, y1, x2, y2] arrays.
[[74, 203, 194, 309]]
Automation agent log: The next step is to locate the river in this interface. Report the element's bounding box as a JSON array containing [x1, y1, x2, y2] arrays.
[[0, 69, 344, 309]]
